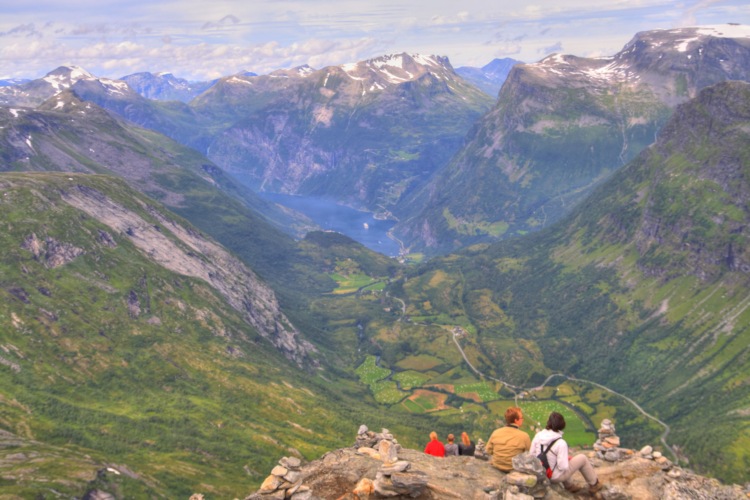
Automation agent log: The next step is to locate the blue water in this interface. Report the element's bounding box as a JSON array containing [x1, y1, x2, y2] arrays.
[[260, 192, 400, 257]]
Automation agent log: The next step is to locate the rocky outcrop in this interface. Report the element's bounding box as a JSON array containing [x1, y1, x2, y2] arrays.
[[245, 423, 749, 499], [22, 233, 85, 268]]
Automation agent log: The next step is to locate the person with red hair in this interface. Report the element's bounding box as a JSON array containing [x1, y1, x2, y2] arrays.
[[458, 431, 476, 457]]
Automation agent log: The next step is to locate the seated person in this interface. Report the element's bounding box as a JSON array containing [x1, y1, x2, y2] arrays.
[[424, 431, 445, 457], [458, 432, 475, 457], [444, 434, 459, 456], [530, 412, 603, 494], [486, 407, 531, 472]]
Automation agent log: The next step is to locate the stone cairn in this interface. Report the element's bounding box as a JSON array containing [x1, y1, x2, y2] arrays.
[[593, 419, 675, 472], [593, 419, 630, 462], [353, 424, 428, 498], [255, 456, 310, 500]]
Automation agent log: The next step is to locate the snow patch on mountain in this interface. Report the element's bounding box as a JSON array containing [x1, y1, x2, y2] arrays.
[[100, 79, 130, 96], [371, 54, 405, 70], [296, 65, 314, 77], [227, 76, 253, 85]]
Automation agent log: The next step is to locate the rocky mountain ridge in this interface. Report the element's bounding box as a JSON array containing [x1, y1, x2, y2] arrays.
[[0, 55, 493, 216], [3, 27, 750, 255], [0, 66, 130, 108]]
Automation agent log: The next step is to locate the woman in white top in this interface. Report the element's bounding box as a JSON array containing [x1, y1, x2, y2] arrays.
[[530, 412, 602, 494]]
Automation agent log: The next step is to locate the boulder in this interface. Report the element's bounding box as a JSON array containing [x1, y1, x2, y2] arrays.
[[378, 439, 399, 464], [281, 456, 302, 469], [506, 471, 538, 488], [353, 477, 374, 497], [512, 452, 547, 483]]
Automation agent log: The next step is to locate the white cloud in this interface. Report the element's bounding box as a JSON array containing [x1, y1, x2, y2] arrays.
[[0, 0, 749, 80]]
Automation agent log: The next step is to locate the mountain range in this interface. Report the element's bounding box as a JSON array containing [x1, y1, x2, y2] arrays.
[[393, 25, 750, 254], [0, 23, 749, 498], [1, 55, 494, 219]]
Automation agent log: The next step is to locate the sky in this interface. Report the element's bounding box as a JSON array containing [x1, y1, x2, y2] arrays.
[[1, 0, 749, 81]]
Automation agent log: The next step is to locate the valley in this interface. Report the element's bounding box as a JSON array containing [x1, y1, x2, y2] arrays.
[[344, 272, 667, 456], [0, 23, 749, 498]]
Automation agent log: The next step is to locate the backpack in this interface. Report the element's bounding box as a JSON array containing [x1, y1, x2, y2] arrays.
[[537, 438, 561, 479]]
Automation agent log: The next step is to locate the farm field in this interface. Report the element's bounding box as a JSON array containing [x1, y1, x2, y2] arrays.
[[353, 355, 658, 454], [329, 273, 383, 294]]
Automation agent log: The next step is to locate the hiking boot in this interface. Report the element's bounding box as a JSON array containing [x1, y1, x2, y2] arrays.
[[588, 480, 603, 494]]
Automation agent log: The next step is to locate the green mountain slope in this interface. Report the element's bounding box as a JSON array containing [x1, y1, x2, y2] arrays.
[[386, 81, 750, 482], [0, 173, 313, 496], [0, 173, 440, 498]]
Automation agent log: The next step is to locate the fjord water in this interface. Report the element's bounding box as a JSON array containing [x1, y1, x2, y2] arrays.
[[260, 192, 400, 257]]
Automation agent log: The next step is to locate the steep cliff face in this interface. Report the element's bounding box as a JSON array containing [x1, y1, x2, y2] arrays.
[[395, 25, 750, 254], [59, 182, 315, 365], [594, 80, 750, 282], [0, 174, 315, 365]]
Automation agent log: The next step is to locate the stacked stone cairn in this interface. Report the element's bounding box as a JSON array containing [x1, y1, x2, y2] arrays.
[[594, 418, 676, 473], [354, 424, 428, 497], [255, 456, 310, 500], [593, 419, 632, 463]]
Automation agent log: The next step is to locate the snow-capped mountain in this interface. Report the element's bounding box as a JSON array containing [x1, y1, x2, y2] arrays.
[[189, 53, 494, 210], [0, 66, 132, 107], [393, 25, 750, 253]]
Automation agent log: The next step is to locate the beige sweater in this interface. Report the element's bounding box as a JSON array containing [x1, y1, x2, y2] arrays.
[[485, 425, 531, 471]]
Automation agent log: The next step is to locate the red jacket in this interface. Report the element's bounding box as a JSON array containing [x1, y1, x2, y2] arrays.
[[424, 439, 445, 457]]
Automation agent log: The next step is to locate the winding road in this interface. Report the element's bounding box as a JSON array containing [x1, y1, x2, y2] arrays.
[[450, 330, 677, 461]]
